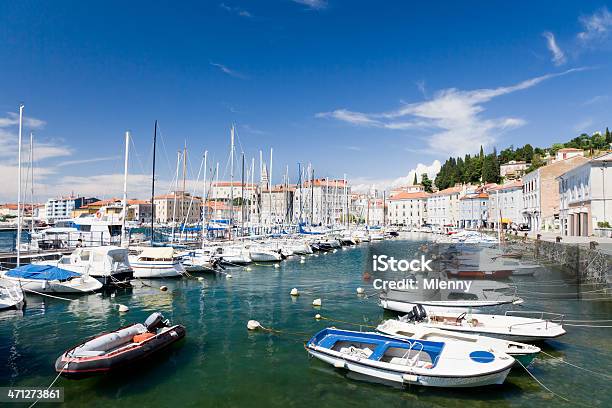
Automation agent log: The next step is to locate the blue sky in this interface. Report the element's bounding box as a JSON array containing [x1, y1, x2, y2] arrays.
[[1, 1, 612, 201]]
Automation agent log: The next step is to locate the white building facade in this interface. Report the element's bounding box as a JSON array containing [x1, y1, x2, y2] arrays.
[[459, 193, 489, 229], [558, 152, 612, 237], [387, 192, 430, 227], [426, 186, 463, 228], [487, 181, 524, 229]]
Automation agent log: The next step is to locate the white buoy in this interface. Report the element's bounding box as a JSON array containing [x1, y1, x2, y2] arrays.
[[118, 304, 129, 313], [315, 314, 322, 320], [312, 298, 322, 307], [300, 256, 305, 260], [110, 293, 116, 298], [226, 274, 233, 279], [247, 320, 261, 330], [290, 288, 299, 296], [300, 259, 305, 264], [160, 285, 168, 292], [197, 277, 205, 281], [314, 254, 319, 257], [356, 287, 365, 295], [246, 267, 252, 271], [274, 263, 280, 268], [333, 249, 338, 253]]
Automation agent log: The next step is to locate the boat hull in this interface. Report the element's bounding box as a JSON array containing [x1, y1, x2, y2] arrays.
[[132, 263, 184, 278], [56, 325, 186, 379], [308, 349, 511, 388]]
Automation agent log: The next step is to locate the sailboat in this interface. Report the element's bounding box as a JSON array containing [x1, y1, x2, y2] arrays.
[[0, 278, 25, 310]]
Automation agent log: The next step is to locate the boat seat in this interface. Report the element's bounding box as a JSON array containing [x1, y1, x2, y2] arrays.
[[339, 346, 373, 358], [74, 324, 146, 356]]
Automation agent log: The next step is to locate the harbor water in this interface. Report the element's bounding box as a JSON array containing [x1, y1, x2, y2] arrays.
[[1, 236, 611, 407]]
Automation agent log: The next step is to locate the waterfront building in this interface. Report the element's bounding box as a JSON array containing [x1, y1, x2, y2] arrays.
[[426, 185, 463, 228], [387, 191, 430, 227], [153, 191, 202, 224], [260, 185, 295, 225], [500, 160, 528, 180], [459, 192, 489, 229], [44, 196, 98, 222], [293, 178, 350, 225], [486, 180, 523, 229], [558, 152, 612, 237], [390, 184, 425, 197], [522, 155, 589, 232], [72, 198, 154, 223]]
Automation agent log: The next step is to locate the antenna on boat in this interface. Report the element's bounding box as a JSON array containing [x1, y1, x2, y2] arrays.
[[16, 103, 24, 267], [150, 120, 157, 247]]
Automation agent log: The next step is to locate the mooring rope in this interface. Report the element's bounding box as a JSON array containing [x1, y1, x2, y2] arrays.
[[540, 350, 612, 381], [22, 288, 74, 302], [28, 361, 68, 408], [516, 359, 571, 403], [315, 315, 378, 329]]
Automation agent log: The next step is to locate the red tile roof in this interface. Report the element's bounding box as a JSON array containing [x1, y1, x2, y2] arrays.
[[388, 191, 430, 200]]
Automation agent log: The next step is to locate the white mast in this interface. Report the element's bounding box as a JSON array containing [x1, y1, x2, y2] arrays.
[[201, 150, 208, 249], [171, 150, 181, 241], [16, 104, 24, 265], [230, 125, 235, 237], [269, 148, 273, 226], [250, 157, 255, 225], [121, 131, 130, 247], [30, 132, 35, 235]]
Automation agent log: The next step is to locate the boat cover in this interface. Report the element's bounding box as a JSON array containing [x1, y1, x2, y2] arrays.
[[6, 264, 80, 281]]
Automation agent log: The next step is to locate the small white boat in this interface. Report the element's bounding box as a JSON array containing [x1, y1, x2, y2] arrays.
[[248, 245, 282, 262], [306, 328, 514, 388], [37, 246, 133, 286], [2, 264, 103, 294], [0, 278, 25, 310], [130, 247, 185, 278], [380, 281, 523, 314], [376, 306, 540, 366], [213, 245, 252, 266], [410, 309, 566, 342]]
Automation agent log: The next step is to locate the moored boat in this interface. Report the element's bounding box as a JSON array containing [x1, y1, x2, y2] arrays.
[[0, 278, 25, 310], [55, 312, 186, 378], [306, 328, 514, 388], [2, 264, 103, 293], [130, 247, 185, 278]]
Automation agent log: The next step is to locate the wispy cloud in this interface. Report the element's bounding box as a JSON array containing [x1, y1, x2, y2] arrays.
[[56, 155, 121, 167], [574, 118, 594, 133], [210, 62, 248, 79], [582, 95, 608, 105], [346, 146, 362, 151], [219, 3, 252, 18], [0, 111, 46, 129], [543, 31, 566, 65], [577, 7, 612, 44], [240, 124, 267, 135], [292, 0, 328, 10], [317, 68, 586, 156]]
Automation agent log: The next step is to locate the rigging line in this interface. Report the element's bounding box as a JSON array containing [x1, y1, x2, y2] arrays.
[[128, 133, 150, 181], [154, 122, 174, 183], [515, 359, 573, 404]]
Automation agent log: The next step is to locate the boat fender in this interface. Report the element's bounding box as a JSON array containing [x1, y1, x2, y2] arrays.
[[226, 274, 232, 279], [160, 286, 168, 292], [300, 259, 305, 263], [333, 360, 346, 369], [402, 374, 418, 384], [315, 314, 322, 320], [274, 264, 280, 268], [312, 298, 322, 307], [356, 287, 365, 295], [290, 288, 299, 296], [247, 320, 261, 330]]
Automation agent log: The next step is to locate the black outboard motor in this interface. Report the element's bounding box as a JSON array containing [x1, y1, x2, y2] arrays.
[[144, 312, 169, 332], [402, 304, 428, 323]]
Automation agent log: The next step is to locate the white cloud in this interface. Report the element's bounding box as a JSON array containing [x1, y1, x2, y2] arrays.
[[292, 0, 328, 10], [210, 62, 248, 79], [582, 95, 608, 105], [317, 68, 585, 156], [577, 7, 612, 43], [543, 32, 566, 65], [573, 118, 594, 133], [56, 156, 121, 167], [219, 3, 252, 18], [348, 160, 441, 194]]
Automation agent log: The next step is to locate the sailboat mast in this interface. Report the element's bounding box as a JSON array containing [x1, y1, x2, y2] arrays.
[[150, 120, 157, 247], [229, 125, 235, 239], [310, 167, 314, 225], [182, 142, 187, 222], [16, 104, 24, 266], [30, 132, 34, 235], [250, 157, 254, 225], [241, 152, 245, 236], [201, 150, 208, 248], [171, 150, 180, 241], [269, 148, 273, 226], [121, 131, 130, 247]]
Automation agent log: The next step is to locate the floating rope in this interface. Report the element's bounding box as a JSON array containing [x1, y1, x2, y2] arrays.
[[314, 315, 378, 329], [515, 359, 571, 404], [22, 288, 74, 302], [540, 350, 612, 381], [28, 361, 68, 408], [563, 323, 612, 328]]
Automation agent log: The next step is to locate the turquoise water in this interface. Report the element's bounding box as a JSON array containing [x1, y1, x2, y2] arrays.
[[1, 236, 611, 407]]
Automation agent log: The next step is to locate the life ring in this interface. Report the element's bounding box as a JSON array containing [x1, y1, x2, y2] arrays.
[[95, 212, 102, 218]]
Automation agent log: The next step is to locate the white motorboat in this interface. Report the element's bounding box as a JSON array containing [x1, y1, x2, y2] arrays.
[[408, 309, 566, 342], [380, 280, 523, 314], [306, 328, 514, 388], [0, 278, 25, 310], [130, 247, 185, 278], [2, 264, 103, 294], [37, 246, 133, 286], [248, 244, 282, 262], [213, 245, 252, 266], [180, 248, 218, 272], [376, 306, 540, 366]]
